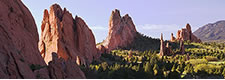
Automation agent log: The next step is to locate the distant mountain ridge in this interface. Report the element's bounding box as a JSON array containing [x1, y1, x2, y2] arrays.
[[193, 20, 225, 42]]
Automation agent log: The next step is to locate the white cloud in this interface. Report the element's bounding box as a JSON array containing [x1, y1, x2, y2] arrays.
[[137, 24, 180, 32], [89, 25, 107, 30]]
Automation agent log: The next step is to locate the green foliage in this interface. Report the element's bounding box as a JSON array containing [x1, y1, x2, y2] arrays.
[[167, 71, 181, 79], [186, 59, 208, 65], [194, 64, 224, 74], [124, 32, 160, 51], [82, 36, 225, 79]]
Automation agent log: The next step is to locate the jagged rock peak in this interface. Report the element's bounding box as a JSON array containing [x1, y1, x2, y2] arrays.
[[186, 23, 192, 32], [39, 3, 98, 65], [97, 9, 137, 53], [170, 23, 201, 43], [170, 33, 176, 42], [160, 33, 164, 40]]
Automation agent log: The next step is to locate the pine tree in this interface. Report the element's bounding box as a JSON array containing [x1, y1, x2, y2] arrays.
[[153, 64, 159, 75], [222, 68, 225, 78], [144, 62, 151, 72], [171, 64, 176, 72]]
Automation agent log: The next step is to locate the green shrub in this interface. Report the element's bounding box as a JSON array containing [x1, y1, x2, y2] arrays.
[[204, 56, 218, 61]]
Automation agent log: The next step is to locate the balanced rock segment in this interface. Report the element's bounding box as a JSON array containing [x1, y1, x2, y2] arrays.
[[0, 0, 48, 78], [170, 23, 201, 43], [97, 9, 137, 53], [38, 4, 98, 65]]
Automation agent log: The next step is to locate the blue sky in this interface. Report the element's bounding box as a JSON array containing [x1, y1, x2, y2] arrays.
[[21, 0, 225, 43]]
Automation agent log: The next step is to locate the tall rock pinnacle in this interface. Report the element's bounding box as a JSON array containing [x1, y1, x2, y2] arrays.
[[38, 4, 98, 65], [159, 33, 172, 56], [97, 9, 137, 53], [159, 33, 165, 56]]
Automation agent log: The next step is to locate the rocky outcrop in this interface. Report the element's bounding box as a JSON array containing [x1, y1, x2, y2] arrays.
[[0, 0, 48, 78], [159, 33, 166, 56], [48, 52, 85, 79], [38, 4, 98, 65], [159, 33, 172, 56], [97, 9, 137, 53], [96, 45, 106, 54], [171, 23, 201, 43], [179, 40, 185, 54], [165, 42, 172, 55], [170, 33, 176, 42]]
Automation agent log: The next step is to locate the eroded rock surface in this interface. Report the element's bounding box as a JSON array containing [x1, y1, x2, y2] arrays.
[[171, 23, 201, 43], [38, 4, 98, 65], [48, 52, 85, 79], [0, 0, 48, 78], [159, 33, 172, 56], [97, 9, 137, 53]]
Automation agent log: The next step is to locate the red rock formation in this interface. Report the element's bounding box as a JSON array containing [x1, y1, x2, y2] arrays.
[[48, 52, 85, 79], [159, 33, 166, 56], [172, 23, 201, 43], [165, 42, 172, 55], [38, 4, 98, 65], [96, 45, 106, 54], [170, 33, 176, 42], [0, 0, 48, 78], [179, 40, 185, 54], [97, 9, 137, 53], [159, 34, 172, 56]]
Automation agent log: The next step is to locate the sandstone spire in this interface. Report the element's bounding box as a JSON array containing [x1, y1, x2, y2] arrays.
[[97, 9, 137, 53], [179, 40, 185, 54], [159, 34, 173, 56], [170, 33, 176, 42], [159, 33, 165, 56], [38, 4, 98, 65]]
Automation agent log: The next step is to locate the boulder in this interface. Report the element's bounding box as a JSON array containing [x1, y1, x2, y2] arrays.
[[38, 4, 98, 65], [97, 9, 137, 53]]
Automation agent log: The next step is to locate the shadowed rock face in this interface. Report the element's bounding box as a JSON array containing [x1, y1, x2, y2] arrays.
[[97, 9, 137, 53], [0, 0, 48, 78], [48, 52, 85, 79], [171, 23, 201, 43], [39, 4, 98, 65]]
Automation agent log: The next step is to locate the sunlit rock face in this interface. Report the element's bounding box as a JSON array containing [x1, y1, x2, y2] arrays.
[[173, 23, 201, 43], [38, 4, 98, 65], [97, 9, 137, 53]]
